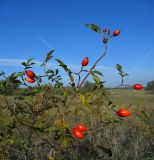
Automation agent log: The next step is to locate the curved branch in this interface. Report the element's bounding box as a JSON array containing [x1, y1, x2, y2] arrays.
[[78, 45, 108, 88]]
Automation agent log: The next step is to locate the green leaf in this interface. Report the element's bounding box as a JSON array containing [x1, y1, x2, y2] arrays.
[[8, 72, 17, 80], [45, 50, 54, 63], [115, 64, 123, 72], [93, 70, 104, 76], [113, 117, 123, 122], [55, 58, 68, 70], [68, 71, 74, 83], [55, 59, 74, 85], [60, 122, 69, 129], [48, 156, 54, 160], [55, 69, 59, 75], [85, 24, 101, 34], [80, 94, 86, 105], [44, 126, 56, 132], [61, 137, 68, 149], [0, 71, 5, 76], [30, 62, 36, 65], [55, 58, 65, 66], [91, 64, 96, 71], [47, 69, 54, 74], [25, 66, 32, 69], [122, 73, 129, 77], [27, 58, 34, 65], [91, 73, 100, 84], [8, 139, 15, 145], [108, 100, 113, 106], [141, 111, 150, 120], [0, 81, 5, 89], [21, 62, 27, 67], [14, 72, 24, 78], [58, 77, 62, 81], [63, 91, 68, 98], [13, 79, 22, 84]]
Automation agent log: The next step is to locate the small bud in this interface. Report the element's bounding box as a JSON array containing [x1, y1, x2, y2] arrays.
[[103, 38, 108, 44], [108, 29, 110, 35], [103, 28, 107, 32]]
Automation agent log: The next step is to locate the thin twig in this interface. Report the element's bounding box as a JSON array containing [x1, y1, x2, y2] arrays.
[[78, 45, 108, 88]]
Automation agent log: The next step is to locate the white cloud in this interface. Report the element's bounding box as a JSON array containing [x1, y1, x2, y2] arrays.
[[0, 58, 117, 87], [0, 58, 26, 66], [0, 58, 114, 71], [1, 58, 152, 87]]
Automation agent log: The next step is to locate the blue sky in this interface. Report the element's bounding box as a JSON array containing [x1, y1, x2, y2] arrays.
[[0, 0, 154, 87]]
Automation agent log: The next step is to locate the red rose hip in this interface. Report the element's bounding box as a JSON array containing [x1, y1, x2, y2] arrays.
[[76, 123, 88, 132], [25, 70, 35, 78], [26, 77, 35, 83], [82, 57, 89, 66], [71, 128, 84, 139], [133, 84, 144, 90], [113, 30, 120, 37], [116, 109, 132, 117]]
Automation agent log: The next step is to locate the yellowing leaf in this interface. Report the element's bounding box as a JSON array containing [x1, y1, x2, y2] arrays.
[[80, 94, 85, 105], [61, 137, 68, 149], [54, 118, 63, 126], [85, 24, 101, 34], [48, 156, 54, 160], [91, 73, 100, 84]]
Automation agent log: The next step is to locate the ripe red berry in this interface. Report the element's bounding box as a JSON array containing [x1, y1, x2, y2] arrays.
[[26, 78, 35, 83], [25, 70, 35, 78], [107, 29, 110, 35], [103, 38, 108, 44], [103, 28, 107, 32], [76, 123, 88, 132], [82, 57, 89, 66], [133, 84, 144, 90], [71, 128, 84, 139], [116, 109, 132, 117], [113, 30, 120, 37]]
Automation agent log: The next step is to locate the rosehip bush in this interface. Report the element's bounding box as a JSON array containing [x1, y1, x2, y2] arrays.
[[0, 24, 143, 160]]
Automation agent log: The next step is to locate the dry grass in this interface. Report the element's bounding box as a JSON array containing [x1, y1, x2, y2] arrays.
[[0, 89, 154, 160], [66, 89, 154, 160]]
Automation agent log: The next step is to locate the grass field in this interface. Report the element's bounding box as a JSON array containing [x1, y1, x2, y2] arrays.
[[79, 89, 154, 160], [0, 88, 154, 160], [104, 89, 154, 160]]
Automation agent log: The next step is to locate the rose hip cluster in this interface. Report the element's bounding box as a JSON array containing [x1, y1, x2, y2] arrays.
[[25, 70, 35, 83], [71, 123, 88, 139], [102, 28, 120, 44]]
